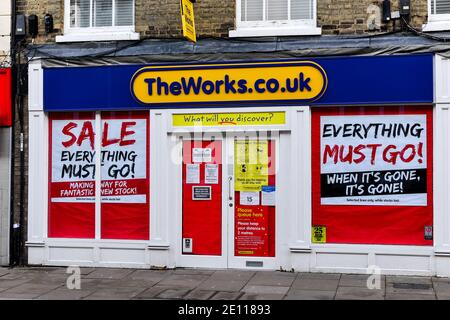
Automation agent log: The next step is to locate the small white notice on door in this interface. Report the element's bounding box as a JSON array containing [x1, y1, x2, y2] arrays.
[[205, 164, 219, 184], [192, 148, 212, 163], [240, 191, 260, 206], [186, 164, 200, 184], [261, 186, 276, 206]]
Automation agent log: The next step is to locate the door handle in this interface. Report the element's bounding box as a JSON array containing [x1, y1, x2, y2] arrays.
[[228, 176, 233, 201]]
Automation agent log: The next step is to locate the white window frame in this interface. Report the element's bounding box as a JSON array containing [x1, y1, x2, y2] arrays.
[[56, 0, 140, 43], [423, 0, 450, 32], [230, 0, 321, 37]]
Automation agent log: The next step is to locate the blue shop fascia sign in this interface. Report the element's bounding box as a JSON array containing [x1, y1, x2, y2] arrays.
[[43, 54, 434, 112]]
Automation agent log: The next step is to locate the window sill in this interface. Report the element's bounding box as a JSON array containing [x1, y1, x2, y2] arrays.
[[422, 21, 450, 32], [229, 26, 322, 38], [56, 31, 140, 43]]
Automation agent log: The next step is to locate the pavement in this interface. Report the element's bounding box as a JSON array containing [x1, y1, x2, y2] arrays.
[[0, 266, 450, 300]]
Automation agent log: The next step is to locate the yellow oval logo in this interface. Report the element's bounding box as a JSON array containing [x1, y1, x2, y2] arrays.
[[131, 61, 327, 106]]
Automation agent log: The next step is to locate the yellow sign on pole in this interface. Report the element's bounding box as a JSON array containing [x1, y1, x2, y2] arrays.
[[180, 0, 196, 43]]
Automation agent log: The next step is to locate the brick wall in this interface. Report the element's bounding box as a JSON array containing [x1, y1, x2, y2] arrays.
[[319, 0, 428, 35], [16, 0, 430, 42]]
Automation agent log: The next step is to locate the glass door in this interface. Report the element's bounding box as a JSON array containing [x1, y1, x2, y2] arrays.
[[227, 134, 278, 269]]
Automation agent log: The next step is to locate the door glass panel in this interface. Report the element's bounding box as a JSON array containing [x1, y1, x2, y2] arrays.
[[182, 140, 222, 255], [234, 138, 275, 257]]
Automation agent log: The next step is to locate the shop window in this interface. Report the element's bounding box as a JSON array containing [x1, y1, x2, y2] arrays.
[[48, 112, 96, 238], [230, 0, 321, 37], [311, 106, 433, 246], [48, 112, 150, 240], [100, 112, 150, 240], [57, 0, 139, 43], [423, 0, 450, 31]]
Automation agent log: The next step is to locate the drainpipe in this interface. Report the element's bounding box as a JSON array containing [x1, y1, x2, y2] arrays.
[[9, 0, 17, 267]]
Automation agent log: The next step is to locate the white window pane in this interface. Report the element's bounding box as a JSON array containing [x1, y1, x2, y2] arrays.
[[291, 0, 312, 19], [435, 0, 450, 14], [94, 0, 113, 27], [115, 0, 133, 26], [267, 0, 288, 20], [242, 0, 264, 21], [70, 0, 91, 28]]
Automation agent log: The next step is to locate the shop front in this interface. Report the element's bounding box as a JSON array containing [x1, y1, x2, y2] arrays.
[[26, 53, 450, 276]]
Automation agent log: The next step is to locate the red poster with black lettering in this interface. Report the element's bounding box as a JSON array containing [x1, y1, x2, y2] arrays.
[[182, 141, 222, 255], [100, 111, 150, 240], [312, 106, 433, 245], [48, 112, 96, 238]]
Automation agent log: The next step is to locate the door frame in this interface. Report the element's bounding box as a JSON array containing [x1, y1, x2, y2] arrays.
[[173, 130, 282, 269]]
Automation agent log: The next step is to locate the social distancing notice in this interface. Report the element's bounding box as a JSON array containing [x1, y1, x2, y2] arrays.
[[173, 112, 286, 127], [234, 140, 269, 192]]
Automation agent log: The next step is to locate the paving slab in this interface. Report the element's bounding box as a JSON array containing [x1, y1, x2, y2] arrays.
[[246, 271, 296, 287], [242, 285, 289, 295], [0, 278, 32, 292], [210, 270, 255, 281], [84, 268, 134, 280], [156, 288, 191, 299], [436, 293, 450, 300], [210, 291, 243, 300], [335, 287, 384, 300], [113, 278, 159, 288], [297, 273, 341, 280], [339, 274, 386, 288], [385, 293, 436, 300], [172, 269, 216, 276], [134, 286, 176, 300], [0, 283, 60, 299], [76, 279, 120, 291], [432, 281, 450, 294], [386, 276, 432, 285], [198, 279, 247, 292], [385, 282, 434, 295], [0, 269, 10, 277], [37, 288, 94, 300], [239, 293, 285, 300], [49, 267, 96, 276], [157, 274, 209, 289], [127, 269, 172, 282], [184, 289, 217, 300], [291, 278, 340, 291], [84, 286, 147, 300], [284, 289, 336, 300]]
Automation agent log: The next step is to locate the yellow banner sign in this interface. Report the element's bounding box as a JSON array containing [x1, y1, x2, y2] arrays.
[[235, 140, 269, 192], [173, 112, 286, 127], [180, 0, 196, 43], [131, 61, 327, 106]]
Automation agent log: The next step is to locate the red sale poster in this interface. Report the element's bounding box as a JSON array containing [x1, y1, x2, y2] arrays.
[[101, 111, 150, 240], [312, 106, 433, 245], [48, 113, 96, 238], [48, 112, 150, 240]]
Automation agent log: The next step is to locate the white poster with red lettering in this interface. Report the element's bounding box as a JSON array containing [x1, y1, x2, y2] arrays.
[[320, 115, 427, 206], [51, 118, 147, 204]]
